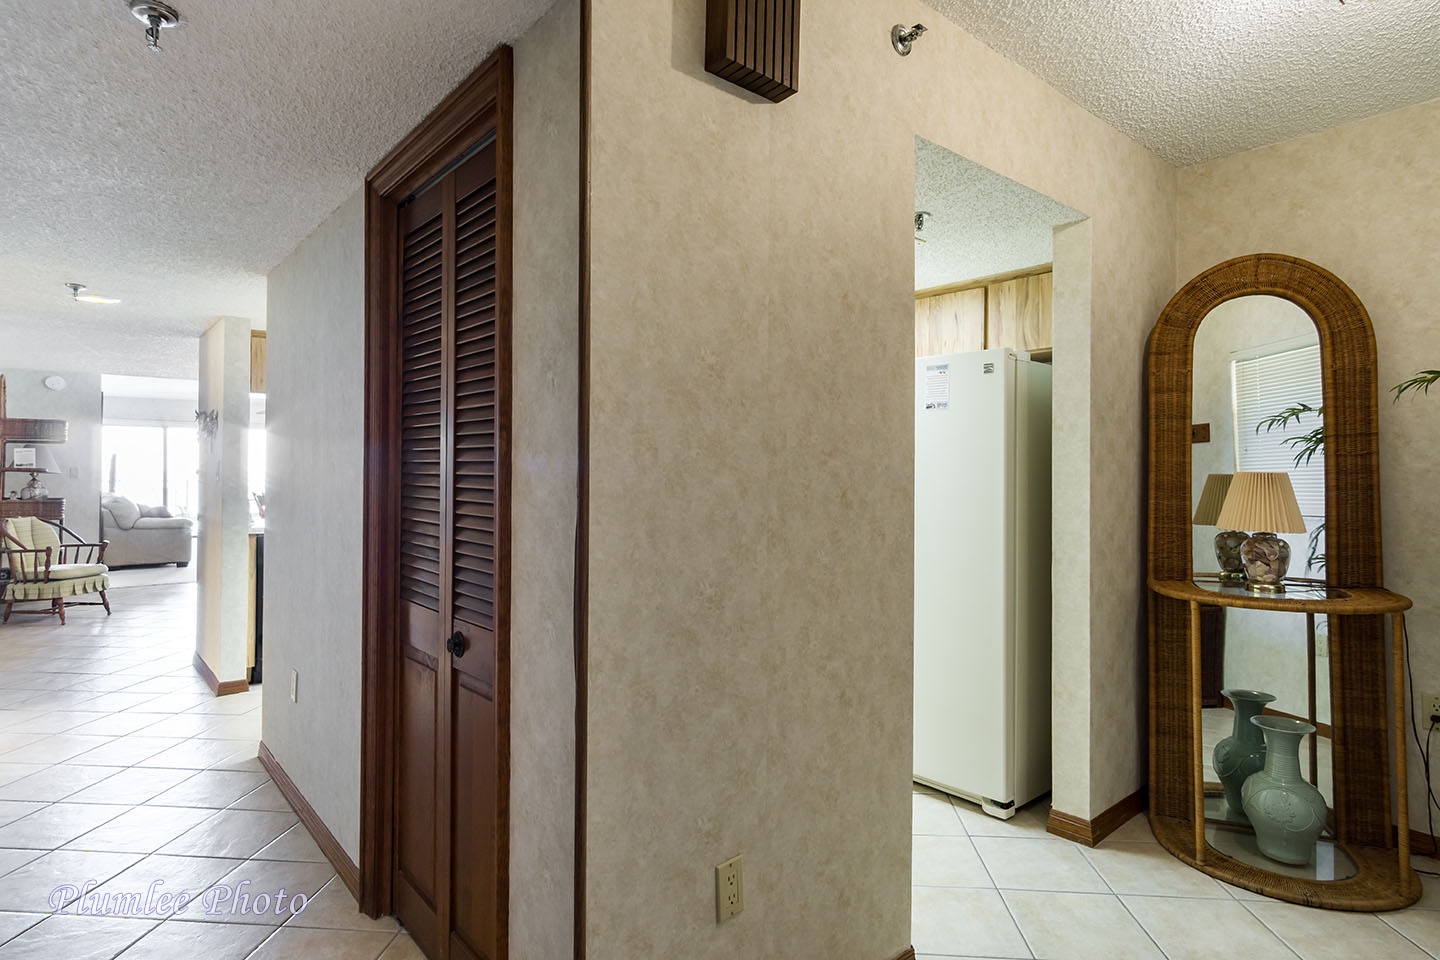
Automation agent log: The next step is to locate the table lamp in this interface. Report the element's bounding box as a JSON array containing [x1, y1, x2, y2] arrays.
[[1215, 471, 1308, 593], [1193, 473, 1246, 582]]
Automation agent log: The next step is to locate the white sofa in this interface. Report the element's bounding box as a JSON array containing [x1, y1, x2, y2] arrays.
[[99, 494, 193, 567]]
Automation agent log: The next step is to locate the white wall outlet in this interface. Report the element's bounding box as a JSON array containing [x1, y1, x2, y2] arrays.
[[1315, 633, 1329, 658], [715, 854, 743, 922], [289, 669, 299, 703], [1424, 692, 1440, 725]]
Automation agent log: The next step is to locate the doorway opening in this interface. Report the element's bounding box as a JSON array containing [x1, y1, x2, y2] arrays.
[[908, 138, 1091, 954]]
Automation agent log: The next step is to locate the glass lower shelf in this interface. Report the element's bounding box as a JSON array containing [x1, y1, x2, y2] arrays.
[[1203, 795, 1357, 881]]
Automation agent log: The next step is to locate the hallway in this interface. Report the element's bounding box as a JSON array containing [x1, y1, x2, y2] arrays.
[[0, 582, 416, 959]]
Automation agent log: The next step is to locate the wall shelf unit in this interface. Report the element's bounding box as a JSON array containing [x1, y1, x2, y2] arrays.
[[1, 417, 68, 525]]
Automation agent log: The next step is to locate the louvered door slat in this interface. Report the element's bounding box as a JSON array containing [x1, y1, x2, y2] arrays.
[[449, 173, 500, 630], [399, 210, 445, 613]]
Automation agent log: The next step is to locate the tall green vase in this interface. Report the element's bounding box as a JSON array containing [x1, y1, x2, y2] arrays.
[[1212, 688, 1275, 816], [1241, 715, 1328, 865]]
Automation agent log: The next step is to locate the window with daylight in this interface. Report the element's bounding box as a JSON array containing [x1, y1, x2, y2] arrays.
[[1231, 343, 1325, 522]]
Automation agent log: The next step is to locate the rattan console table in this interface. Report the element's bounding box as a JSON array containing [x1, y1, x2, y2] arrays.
[[1148, 576, 1417, 910]]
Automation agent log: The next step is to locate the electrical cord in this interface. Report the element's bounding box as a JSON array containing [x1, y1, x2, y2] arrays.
[[1402, 618, 1440, 876]]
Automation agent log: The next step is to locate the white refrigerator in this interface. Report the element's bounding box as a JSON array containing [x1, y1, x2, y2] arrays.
[[914, 348, 1052, 818]]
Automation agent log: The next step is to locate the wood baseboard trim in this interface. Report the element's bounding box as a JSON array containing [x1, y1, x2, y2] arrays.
[[886, 948, 916, 960], [193, 652, 249, 696], [259, 742, 361, 899], [1047, 788, 1146, 847]]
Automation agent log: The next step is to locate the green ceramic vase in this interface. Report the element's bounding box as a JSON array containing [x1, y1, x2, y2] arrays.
[[1213, 688, 1275, 816], [1241, 715, 1328, 865]]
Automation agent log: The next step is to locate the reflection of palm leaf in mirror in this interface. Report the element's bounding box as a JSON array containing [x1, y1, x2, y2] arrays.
[[1255, 403, 1324, 468], [1308, 526, 1325, 574], [1257, 403, 1325, 570], [1392, 370, 1440, 401]]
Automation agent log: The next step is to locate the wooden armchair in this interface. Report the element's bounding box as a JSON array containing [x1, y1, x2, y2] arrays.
[[1, 516, 111, 624]]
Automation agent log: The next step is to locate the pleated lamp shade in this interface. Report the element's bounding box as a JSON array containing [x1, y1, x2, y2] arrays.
[[1215, 471, 1307, 534], [1192, 474, 1234, 526]]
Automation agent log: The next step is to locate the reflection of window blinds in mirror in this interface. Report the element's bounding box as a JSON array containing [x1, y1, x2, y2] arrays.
[[1231, 344, 1325, 520]]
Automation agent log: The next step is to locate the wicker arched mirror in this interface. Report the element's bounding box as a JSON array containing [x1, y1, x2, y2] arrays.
[[1146, 253, 1417, 909]]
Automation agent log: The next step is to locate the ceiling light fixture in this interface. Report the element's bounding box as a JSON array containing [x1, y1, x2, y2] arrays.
[[128, 1, 182, 53], [66, 282, 120, 305]]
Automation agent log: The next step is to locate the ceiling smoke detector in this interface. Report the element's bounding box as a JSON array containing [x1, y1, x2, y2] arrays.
[[128, 1, 182, 53]]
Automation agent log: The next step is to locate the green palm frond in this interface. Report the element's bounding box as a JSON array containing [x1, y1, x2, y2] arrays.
[[1392, 370, 1440, 401], [1256, 404, 1324, 468]]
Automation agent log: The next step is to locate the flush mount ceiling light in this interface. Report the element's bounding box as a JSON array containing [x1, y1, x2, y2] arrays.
[[128, 1, 182, 53], [66, 282, 120, 305]]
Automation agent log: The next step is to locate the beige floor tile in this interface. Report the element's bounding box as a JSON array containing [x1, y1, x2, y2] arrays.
[[139, 742, 259, 774], [158, 809, 299, 860], [1382, 909, 1440, 957], [913, 835, 992, 888], [253, 824, 327, 863], [114, 919, 275, 960], [206, 745, 261, 770], [0, 802, 48, 830], [972, 836, 1109, 893], [0, 804, 130, 849], [0, 765, 121, 803], [184, 693, 262, 716], [68, 738, 187, 768], [64, 713, 170, 738], [1080, 841, 1231, 898], [128, 715, 215, 739], [375, 932, 425, 960], [64, 767, 198, 805], [951, 799, 1053, 839], [88, 855, 246, 920], [0, 913, 43, 944], [195, 716, 262, 741], [285, 878, 399, 933], [1245, 901, 1431, 960], [1002, 890, 1162, 960], [912, 886, 1031, 958], [65, 805, 215, 854], [0, 848, 46, 878], [0, 849, 143, 912], [228, 781, 292, 813], [188, 859, 335, 925], [1, 712, 109, 735], [1099, 812, 1158, 844], [913, 792, 967, 837], [0, 914, 156, 960], [0, 766, 48, 790], [1122, 894, 1299, 960], [78, 693, 164, 713], [0, 735, 115, 765], [245, 927, 396, 960], [146, 770, 270, 808]]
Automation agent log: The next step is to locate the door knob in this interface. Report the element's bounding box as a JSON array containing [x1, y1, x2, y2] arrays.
[[445, 631, 467, 658]]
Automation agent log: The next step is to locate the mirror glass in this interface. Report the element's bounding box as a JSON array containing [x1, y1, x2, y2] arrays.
[[1189, 295, 1350, 879]]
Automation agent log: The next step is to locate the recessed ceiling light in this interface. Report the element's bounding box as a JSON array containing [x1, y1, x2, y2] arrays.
[[65, 282, 120, 305]]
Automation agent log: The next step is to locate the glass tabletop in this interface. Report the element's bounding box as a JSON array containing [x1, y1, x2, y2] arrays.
[[1190, 575, 1349, 602]]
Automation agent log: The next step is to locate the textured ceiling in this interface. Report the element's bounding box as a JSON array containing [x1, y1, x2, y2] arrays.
[[915, 138, 1084, 291], [0, 0, 549, 378], [922, 0, 1440, 166]]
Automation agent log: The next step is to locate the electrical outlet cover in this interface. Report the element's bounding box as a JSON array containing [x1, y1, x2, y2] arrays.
[[1425, 692, 1440, 724], [715, 854, 743, 922]]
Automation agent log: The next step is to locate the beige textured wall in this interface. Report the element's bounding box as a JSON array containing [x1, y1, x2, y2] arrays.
[[1177, 95, 1440, 835], [586, 1, 1174, 956], [263, 190, 367, 861], [195, 316, 252, 685], [509, 0, 579, 952]]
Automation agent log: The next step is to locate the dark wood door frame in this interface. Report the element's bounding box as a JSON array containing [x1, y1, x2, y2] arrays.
[[359, 46, 514, 935]]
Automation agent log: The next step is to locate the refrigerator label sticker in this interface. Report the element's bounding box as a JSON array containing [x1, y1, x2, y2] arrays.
[[923, 363, 950, 410]]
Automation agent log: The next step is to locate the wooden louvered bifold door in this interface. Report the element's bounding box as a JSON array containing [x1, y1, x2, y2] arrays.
[[393, 138, 508, 960]]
